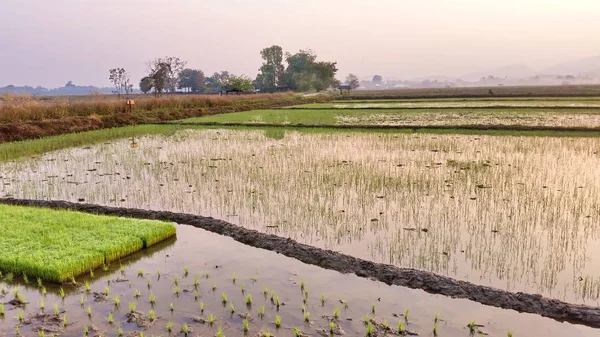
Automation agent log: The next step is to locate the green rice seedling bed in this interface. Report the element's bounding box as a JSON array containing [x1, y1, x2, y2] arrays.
[[0, 204, 176, 283]]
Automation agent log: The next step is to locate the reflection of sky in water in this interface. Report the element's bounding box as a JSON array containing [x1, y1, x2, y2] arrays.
[[2, 129, 600, 304]]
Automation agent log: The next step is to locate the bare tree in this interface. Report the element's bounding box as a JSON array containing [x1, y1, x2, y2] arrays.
[[108, 68, 132, 97]]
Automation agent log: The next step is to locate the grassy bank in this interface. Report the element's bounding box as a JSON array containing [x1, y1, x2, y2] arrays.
[[0, 204, 176, 282], [0, 93, 331, 143], [0, 124, 187, 162]]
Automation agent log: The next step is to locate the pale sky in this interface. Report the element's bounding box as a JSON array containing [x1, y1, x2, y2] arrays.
[[1, 0, 599, 87]]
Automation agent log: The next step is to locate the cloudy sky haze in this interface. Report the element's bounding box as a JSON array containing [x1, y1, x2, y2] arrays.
[[1, 0, 599, 87]]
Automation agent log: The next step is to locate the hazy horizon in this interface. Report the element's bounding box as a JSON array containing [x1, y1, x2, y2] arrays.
[[1, 0, 600, 88]]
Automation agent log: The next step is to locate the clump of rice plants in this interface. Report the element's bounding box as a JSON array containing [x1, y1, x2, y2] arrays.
[[366, 321, 374, 337], [103, 286, 109, 296], [128, 302, 136, 313], [173, 275, 179, 286], [84, 325, 89, 336], [37, 329, 45, 337], [293, 327, 301, 337], [371, 304, 376, 314], [274, 314, 281, 328], [174, 286, 180, 296], [241, 283, 246, 293], [200, 301, 205, 313], [80, 295, 85, 306], [230, 303, 235, 314], [320, 294, 326, 305], [41, 286, 46, 296], [261, 331, 272, 337], [193, 275, 199, 287], [149, 292, 156, 304], [39, 299, 45, 311], [275, 296, 281, 309], [232, 273, 236, 283], [108, 312, 114, 324], [170, 303, 174, 312], [183, 267, 189, 277], [53, 304, 59, 317], [329, 322, 336, 333], [300, 280, 305, 291], [84, 280, 91, 292], [147, 279, 152, 288], [404, 309, 410, 321], [137, 269, 144, 277], [15, 326, 20, 336], [304, 311, 310, 323], [23, 274, 29, 284], [216, 326, 224, 337], [102, 264, 110, 271], [148, 310, 156, 322], [87, 305, 92, 317], [246, 294, 252, 305], [433, 323, 438, 336], [221, 292, 228, 304], [182, 323, 190, 336], [434, 314, 439, 323], [397, 321, 405, 334], [333, 307, 340, 319], [363, 316, 370, 325], [193, 290, 199, 300], [166, 321, 173, 332], [468, 321, 477, 334], [134, 289, 141, 298], [212, 284, 217, 291], [17, 309, 23, 321], [507, 332, 514, 337], [243, 318, 250, 332], [208, 313, 216, 325], [59, 287, 65, 299], [117, 327, 123, 337], [382, 320, 390, 331], [0, 303, 5, 316], [258, 305, 265, 319], [62, 314, 68, 327], [263, 287, 269, 296], [113, 295, 120, 306]]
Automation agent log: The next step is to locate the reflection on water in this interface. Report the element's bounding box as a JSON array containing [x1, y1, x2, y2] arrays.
[[1, 225, 598, 337], [1, 129, 600, 304]]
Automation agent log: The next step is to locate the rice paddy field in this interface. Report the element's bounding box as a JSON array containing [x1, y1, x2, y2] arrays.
[[2, 127, 600, 304], [0, 205, 176, 283], [2, 92, 600, 337], [0, 225, 598, 337], [177, 97, 600, 129]]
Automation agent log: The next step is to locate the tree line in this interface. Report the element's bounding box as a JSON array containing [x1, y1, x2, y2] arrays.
[[109, 45, 360, 96]]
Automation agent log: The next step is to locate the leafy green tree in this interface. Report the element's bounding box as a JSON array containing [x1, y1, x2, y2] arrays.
[[178, 69, 206, 93], [256, 45, 285, 91], [226, 75, 253, 92], [283, 49, 338, 92], [207, 71, 230, 91]]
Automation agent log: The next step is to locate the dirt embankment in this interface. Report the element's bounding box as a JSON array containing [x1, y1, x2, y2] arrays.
[[2, 199, 600, 327], [0, 96, 329, 143]]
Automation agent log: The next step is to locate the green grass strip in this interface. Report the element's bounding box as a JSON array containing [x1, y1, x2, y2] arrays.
[[0, 204, 176, 282]]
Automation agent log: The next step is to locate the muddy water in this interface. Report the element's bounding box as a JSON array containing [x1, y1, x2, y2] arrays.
[[1, 225, 598, 337], [1, 129, 600, 305]]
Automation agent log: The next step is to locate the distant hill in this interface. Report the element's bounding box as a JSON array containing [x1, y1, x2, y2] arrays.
[[460, 64, 537, 81], [542, 55, 600, 76], [0, 81, 131, 96]]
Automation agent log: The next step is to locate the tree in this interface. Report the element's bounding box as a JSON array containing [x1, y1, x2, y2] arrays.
[[145, 60, 171, 96], [206, 71, 230, 91], [178, 69, 206, 93], [226, 75, 253, 92], [372, 75, 383, 85], [256, 45, 285, 92], [139, 77, 153, 94], [147, 57, 187, 94], [346, 74, 360, 89], [109, 68, 132, 97], [283, 49, 338, 92]]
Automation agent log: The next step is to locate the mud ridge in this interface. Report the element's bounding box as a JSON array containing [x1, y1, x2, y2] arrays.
[[160, 121, 600, 133], [2, 198, 600, 328]]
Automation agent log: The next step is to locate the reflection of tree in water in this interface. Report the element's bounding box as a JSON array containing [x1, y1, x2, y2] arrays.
[[1, 129, 599, 303]]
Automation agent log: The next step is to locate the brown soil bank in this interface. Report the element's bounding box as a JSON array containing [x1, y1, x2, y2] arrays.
[[2, 198, 600, 328], [0, 95, 329, 143]]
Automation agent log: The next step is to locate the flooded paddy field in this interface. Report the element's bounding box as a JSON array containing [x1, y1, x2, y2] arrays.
[[1, 225, 598, 337], [1, 128, 599, 307]]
